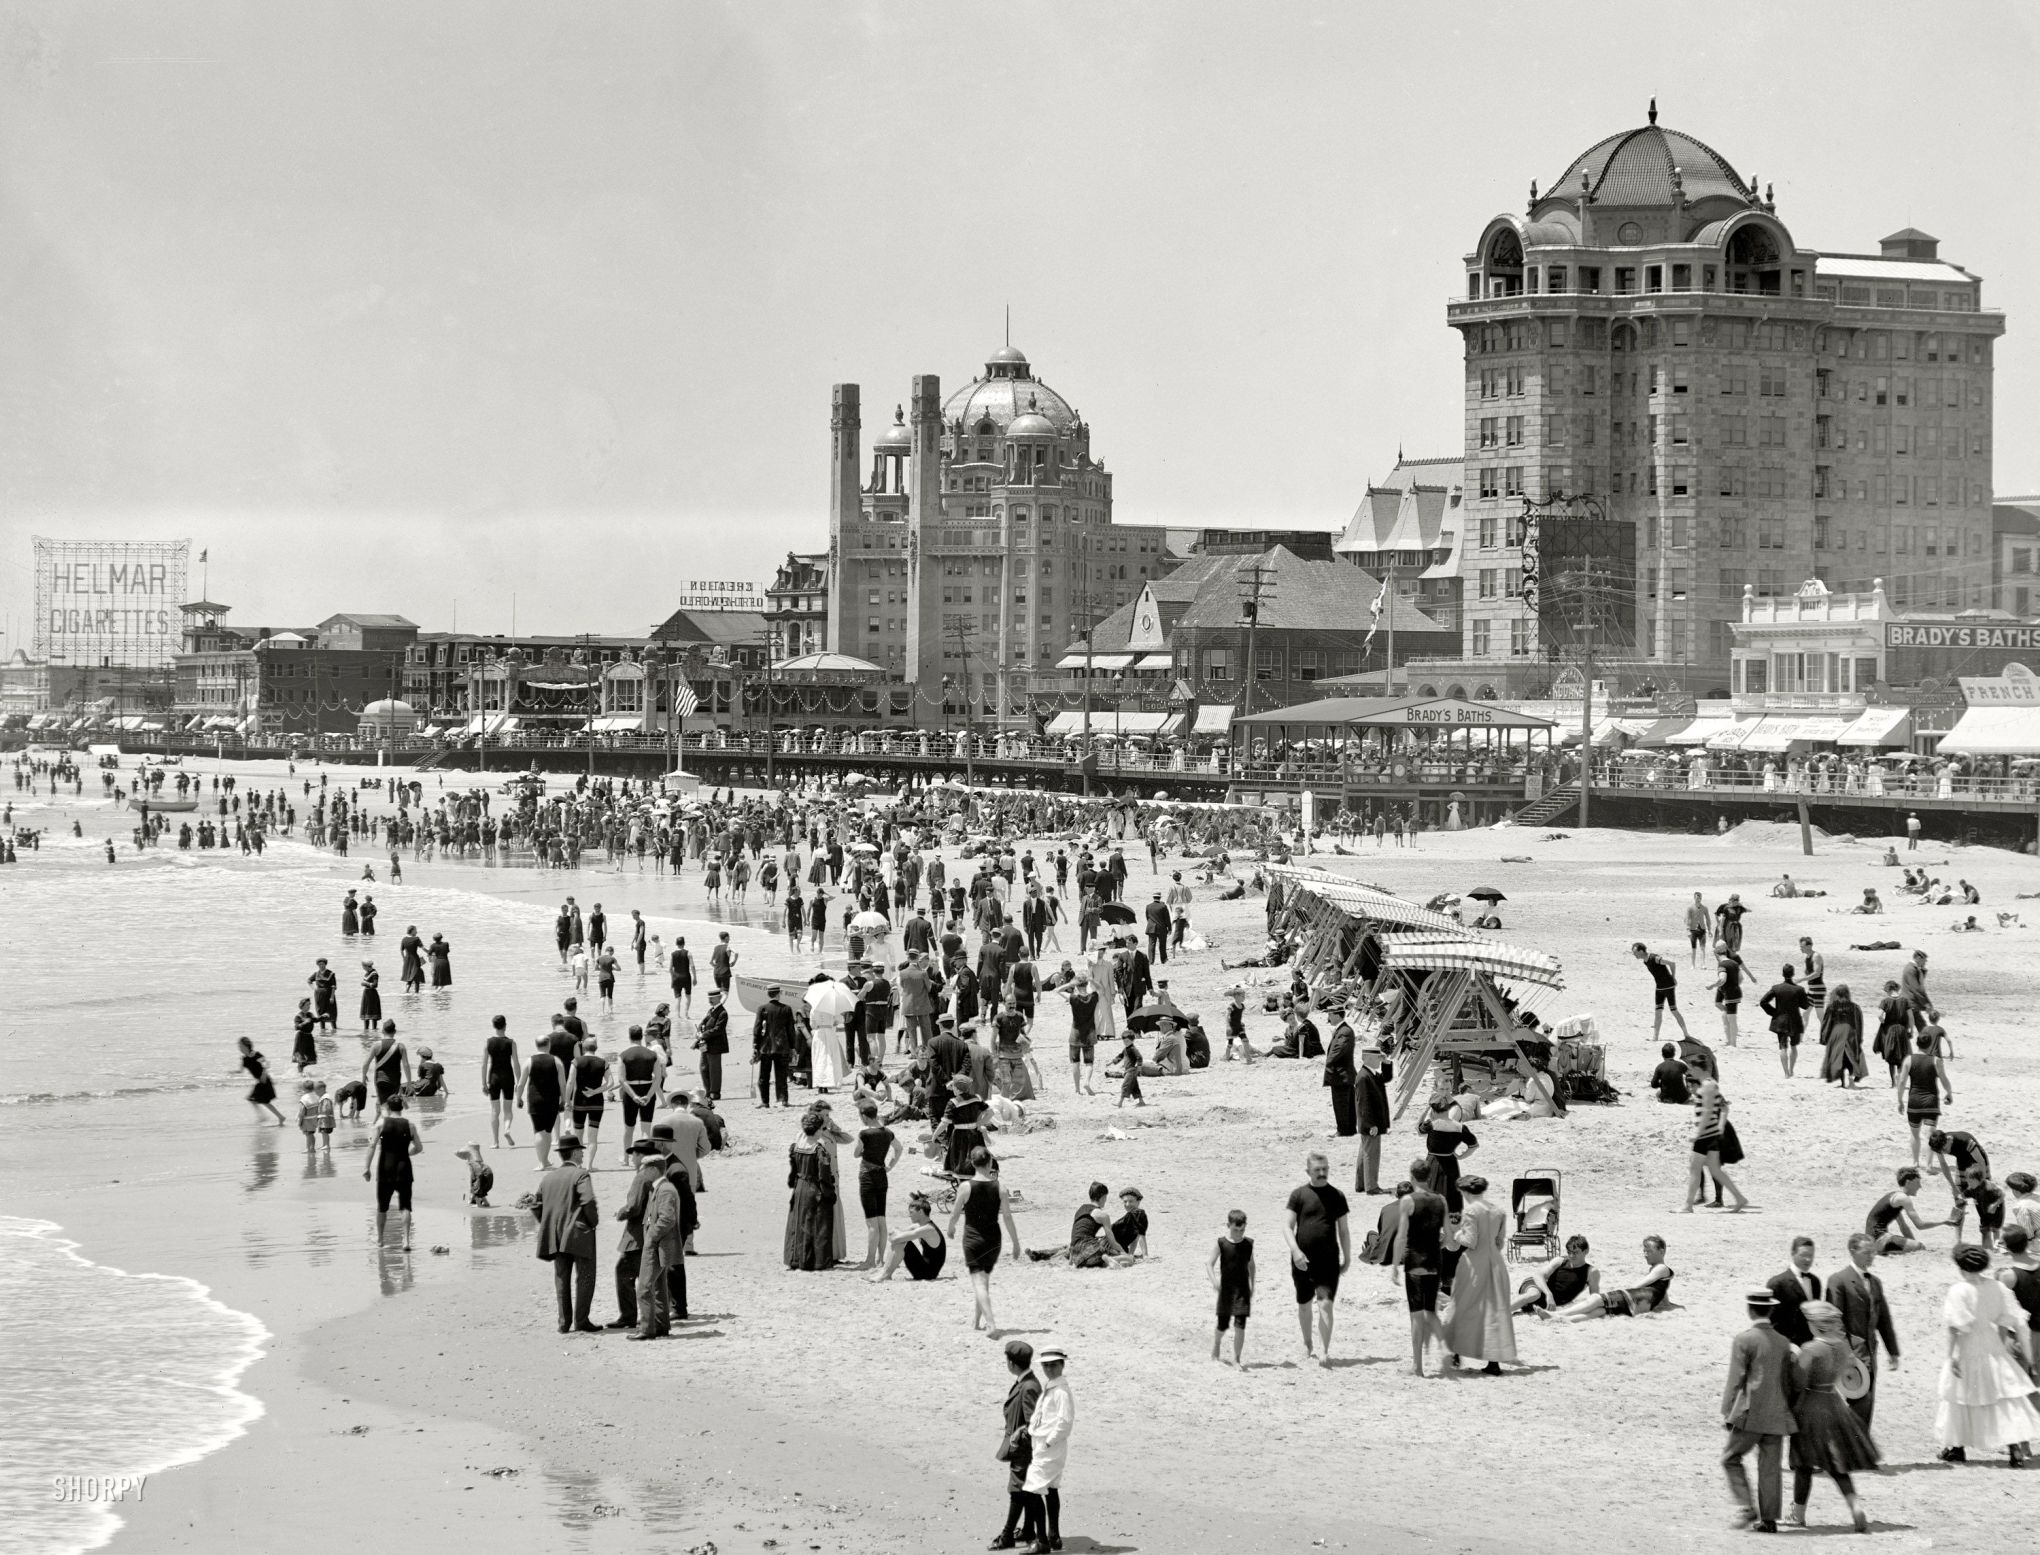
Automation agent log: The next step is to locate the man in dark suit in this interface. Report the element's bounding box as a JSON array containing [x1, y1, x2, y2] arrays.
[[927, 1016, 971, 1128], [1827, 1231, 1901, 1427], [532, 1134, 599, 1333], [1765, 1235, 1823, 1345], [694, 989, 729, 1103], [1322, 1002, 1358, 1137], [751, 985, 795, 1109], [1721, 1288, 1799, 1532]]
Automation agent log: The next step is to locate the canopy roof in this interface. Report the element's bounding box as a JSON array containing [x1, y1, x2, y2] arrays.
[[1234, 696, 1555, 730], [1937, 706, 2040, 756], [1378, 934, 1565, 989]]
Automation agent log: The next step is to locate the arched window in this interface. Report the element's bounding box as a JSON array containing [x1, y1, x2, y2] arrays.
[[1447, 683, 1467, 699], [1475, 684, 1498, 701], [1417, 683, 1439, 698]]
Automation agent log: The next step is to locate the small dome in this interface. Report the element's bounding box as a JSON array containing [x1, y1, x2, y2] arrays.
[[362, 698, 415, 716], [987, 345, 1029, 367], [873, 409, 910, 452], [1007, 411, 1056, 439]]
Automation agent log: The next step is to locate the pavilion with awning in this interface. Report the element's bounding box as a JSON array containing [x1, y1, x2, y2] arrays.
[[1231, 695, 1557, 759], [1936, 706, 2040, 756]]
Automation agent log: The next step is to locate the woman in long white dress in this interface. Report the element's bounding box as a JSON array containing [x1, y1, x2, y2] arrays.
[[1442, 1176, 1518, 1372], [810, 1005, 849, 1092], [1936, 1243, 2040, 1464]]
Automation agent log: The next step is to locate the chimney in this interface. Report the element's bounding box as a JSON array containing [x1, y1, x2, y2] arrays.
[[904, 374, 944, 688], [825, 383, 860, 653]]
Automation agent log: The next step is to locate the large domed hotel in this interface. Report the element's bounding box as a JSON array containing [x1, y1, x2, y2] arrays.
[[1441, 104, 2004, 695], [825, 343, 1172, 715]]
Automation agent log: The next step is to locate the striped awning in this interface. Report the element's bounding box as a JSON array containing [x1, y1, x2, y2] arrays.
[[1269, 866, 1484, 937], [1379, 934, 1565, 988]]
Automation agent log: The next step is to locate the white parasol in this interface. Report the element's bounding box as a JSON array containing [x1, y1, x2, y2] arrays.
[[803, 980, 858, 1019], [850, 909, 890, 934]]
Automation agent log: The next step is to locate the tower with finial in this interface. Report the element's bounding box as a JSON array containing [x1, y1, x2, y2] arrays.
[[1527, 178, 1538, 213], [1647, 96, 1657, 126]]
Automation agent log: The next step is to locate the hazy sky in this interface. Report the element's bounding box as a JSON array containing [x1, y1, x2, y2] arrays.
[[3, 1, 2038, 645]]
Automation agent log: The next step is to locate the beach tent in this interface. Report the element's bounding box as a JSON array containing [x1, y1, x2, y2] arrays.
[[1266, 864, 1567, 1120]]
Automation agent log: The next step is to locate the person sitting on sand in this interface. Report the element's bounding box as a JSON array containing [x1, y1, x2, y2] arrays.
[[1960, 879, 1980, 904], [1034, 1182, 1138, 1267], [1773, 874, 1800, 899], [1850, 889, 1884, 915], [1551, 1235, 1674, 1320], [869, 1191, 948, 1282], [1514, 1234, 1601, 1315]]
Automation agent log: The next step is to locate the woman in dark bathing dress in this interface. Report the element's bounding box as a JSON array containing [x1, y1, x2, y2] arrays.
[[853, 1101, 902, 1269], [341, 891, 359, 935], [359, 961, 382, 1033], [238, 1037, 286, 1126], [428, 934, 453, 988], [947, 1147, 1021, 1335]]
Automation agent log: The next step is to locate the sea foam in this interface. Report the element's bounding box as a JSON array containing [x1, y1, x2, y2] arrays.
[[0, 1217, 268, 1555]]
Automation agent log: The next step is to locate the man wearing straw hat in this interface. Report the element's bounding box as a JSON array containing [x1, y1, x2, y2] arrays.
[[1020, 1344, 1075, 1555], [1720, 1286, 1799, 1533]]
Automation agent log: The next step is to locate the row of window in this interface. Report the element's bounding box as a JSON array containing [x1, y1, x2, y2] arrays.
[[1472, 318, 1987, 365]]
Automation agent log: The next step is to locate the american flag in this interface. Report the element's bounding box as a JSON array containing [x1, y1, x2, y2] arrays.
[[672, 683, 699, 718], [1363, 575, 1389, 652]]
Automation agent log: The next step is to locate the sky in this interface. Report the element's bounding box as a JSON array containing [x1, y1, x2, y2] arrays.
[[3, 1, 2038, 646]]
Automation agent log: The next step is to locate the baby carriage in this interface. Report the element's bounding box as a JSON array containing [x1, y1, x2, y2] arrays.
[[1508, 1168, 1561, 1263]]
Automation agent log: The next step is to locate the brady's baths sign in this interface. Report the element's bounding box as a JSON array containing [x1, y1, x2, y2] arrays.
[[1887, 622, 2040, 651]]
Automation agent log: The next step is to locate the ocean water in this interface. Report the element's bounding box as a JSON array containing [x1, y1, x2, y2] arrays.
[[0, 769, 792, 1548], [0, 1218, 267, 1555]]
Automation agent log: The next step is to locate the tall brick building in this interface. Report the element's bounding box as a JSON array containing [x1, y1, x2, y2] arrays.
[[1445, 106, 2006, 697]]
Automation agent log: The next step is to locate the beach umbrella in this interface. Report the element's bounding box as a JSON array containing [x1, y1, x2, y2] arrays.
[[803, 980, 859, 1019], [1097, 902, 1137, 925], [1467, 886, 1507, 902], [1677, 1035, 1717, 1079], [850, 909, 889, 934]]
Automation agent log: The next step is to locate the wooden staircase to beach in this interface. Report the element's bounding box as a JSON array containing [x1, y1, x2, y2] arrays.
[[1509, 783, 1579, 827]]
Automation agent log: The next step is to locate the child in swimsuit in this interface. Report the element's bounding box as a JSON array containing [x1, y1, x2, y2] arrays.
[[297, 1080, 320, 1153], [314, 1081, 335, 1152]]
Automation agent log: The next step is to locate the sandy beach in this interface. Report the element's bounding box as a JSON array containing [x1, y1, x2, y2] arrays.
[[7, 764, 2039, 1555]]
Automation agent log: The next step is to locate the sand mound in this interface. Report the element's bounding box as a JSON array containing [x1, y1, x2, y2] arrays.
[[1717, 818, 1860, 848]]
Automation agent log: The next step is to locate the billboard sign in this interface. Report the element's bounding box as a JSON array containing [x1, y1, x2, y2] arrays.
[[672, 579, 761, 611], [33, 538, 191, 667]]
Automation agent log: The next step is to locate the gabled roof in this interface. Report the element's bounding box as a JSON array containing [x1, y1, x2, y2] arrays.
[[670, 609, 766, 649], [318, 612, 417, 630]]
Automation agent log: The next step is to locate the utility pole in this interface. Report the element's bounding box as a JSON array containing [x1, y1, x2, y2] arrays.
[[951, 615, 976, 789], [1236, 559, 1277, 718], [1080, 587, 1093, 797], [1578, 602, 1594, 829], [751, 630, 777, 790]]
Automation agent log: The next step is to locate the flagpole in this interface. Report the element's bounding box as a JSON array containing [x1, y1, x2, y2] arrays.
[[1384, 560, 1395, 698]]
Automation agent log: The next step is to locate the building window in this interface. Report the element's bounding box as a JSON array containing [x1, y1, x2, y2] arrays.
[[1471, 620, 1491, 656], [1479, 569, 1497, 600], [1478, 515, 1497, 548], [1509, 620, 1530, 656], [1479, 418, 1498, 449], [1614, 267, 1636, 293], [1204, 646, 1233, 682], [1255, 649, 1282, 681], [1505, 415, 1524, 446]]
